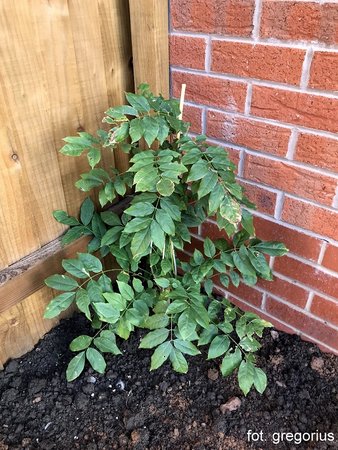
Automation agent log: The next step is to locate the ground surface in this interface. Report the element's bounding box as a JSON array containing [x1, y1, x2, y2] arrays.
[[0, 315, 337, 450]]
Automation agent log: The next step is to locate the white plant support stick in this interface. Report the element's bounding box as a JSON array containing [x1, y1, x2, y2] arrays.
[[177, 83, 186, 139]]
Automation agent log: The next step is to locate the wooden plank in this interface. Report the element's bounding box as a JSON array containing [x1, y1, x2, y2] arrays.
[[0, 1, 68, 268], [129, 0, 169, 97], [98, 0, 134, 173], [0, 287, 74, 369], [0, 198, 130, 315], [0, 236, 90, 315]]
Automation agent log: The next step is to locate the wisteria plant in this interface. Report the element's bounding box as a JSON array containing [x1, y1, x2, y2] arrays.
[[44, 85, 288, 395]]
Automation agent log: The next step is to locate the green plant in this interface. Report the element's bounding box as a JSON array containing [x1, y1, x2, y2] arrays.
[[44, 84, 288, 395]]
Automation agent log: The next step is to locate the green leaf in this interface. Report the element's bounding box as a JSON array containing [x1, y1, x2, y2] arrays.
[[174, 339, 200, 356], [117, 281, 134, 301], [208, 183, 224, 214], [157, 178, 175, 196], [53, 210, 79, 226], [134, 168, 159, 192], [132, 278, 144, 293], [232, 251, 256, 279], [94, 331, 121, 355], [111, 122, 129, 143], [60, 143, 86, 157], [86, 348, 106, 374], [100, 211, 121, 226], [61, 226, 91, 246], [129, 117, 144, 143], [45, 274, 78, 291], [220, 348, 242, 377], [204, 237, 216, 258], [204, 279, 213, 296], [70, 335, 92, 351], [229, 270, 240, 287], [62, 258, 88, 279], [155, 209, 175, 235], [114, 177, 126, 196], [66, 351, 86, 381], [178, 310, 196, 341], [139, 328, 169, 349], [124, 202, 155, 217], [157, 117, 170, 145], [238, 360, 255, 396], [252, 241, 288, 256], [247, 248, 272, 280], [87, 147, 101, 168], [150, 341, 172, 370], [143, 313, 169, 330], [198, 170, 218, 199], [44, 292, 75, 319], [220, 196, 241, 225], [241, 209, 255, 236], [102, 292, 126, 311], [150, 220, 165, 251], [131, 227, 152, 259], [124, 217, 152, 234], [101, 226, 123, 246], [93, 303, 120, 323], [181, 147, 201, 165], [143, 116, 159, 147], [253, 367, 267, 394], [105, 105, 138, 119], [187, 160, 208, 182], [78, 253, 103, 273], [170, 348, 188, 374], [76, 289, 91, 320], [154, 278, 170, 288], [198, 324, 218, 346], [166, 299, 188, 314], [126, 92, 150, 113], [208, 335, 230, 359]]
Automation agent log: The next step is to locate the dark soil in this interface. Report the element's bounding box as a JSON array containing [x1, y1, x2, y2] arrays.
[[0, 315, 337, 450]]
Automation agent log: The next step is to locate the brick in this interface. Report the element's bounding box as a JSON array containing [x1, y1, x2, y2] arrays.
[[211, 41, 305, 85], [172, 71, 246, 111], [224, 282, 263, 308], [244, 154, 337, 206], [170, 35, 206, 70], [254, 216, 322, 262], [171, 0, 255, 37], [251, 86, 338, 134], [226, 294, 297, 335], [309, 51, 338, 91], [207, 110, 290, 156], [282, 197, 338, 241], [274, 255, 338, 299], [311, 295, 338, 327], [295, 133, 338, 173], [260, 1, 338, 45], [322, 245, 338, 273], [240, 181, 276, 216], [266, 296, 338, 351], [258, 276, 309, 308], [183, 104, 203, 134]]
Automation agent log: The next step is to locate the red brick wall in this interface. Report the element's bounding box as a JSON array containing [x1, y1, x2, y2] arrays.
[[169, 0, 338, 353]]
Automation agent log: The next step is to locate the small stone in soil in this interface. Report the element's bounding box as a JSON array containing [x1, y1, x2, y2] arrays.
[[311, 356, 324, 372], [220, 397, 242, 413], [207, 368, 219, 380]]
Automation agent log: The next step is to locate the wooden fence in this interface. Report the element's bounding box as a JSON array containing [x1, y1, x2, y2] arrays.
[[0, 0, 169, 367]]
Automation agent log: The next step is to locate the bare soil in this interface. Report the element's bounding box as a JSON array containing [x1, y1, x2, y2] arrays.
[[0, 315, 337, 450]]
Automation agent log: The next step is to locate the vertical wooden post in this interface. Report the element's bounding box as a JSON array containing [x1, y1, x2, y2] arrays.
[[128, 0, 169, 97]]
